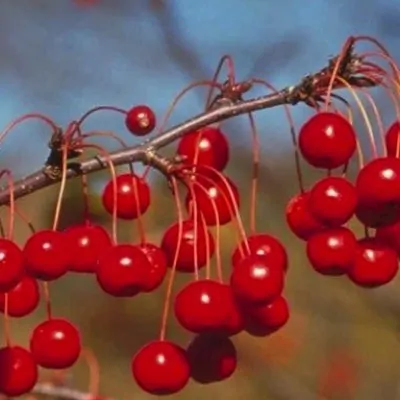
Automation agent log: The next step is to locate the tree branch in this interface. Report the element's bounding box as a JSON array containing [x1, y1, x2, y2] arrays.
[[0, 89, 289, 205], [0, 41, 378, 205]]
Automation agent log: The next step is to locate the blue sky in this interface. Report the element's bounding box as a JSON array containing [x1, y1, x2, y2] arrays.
[[0, 0, 398, 179]]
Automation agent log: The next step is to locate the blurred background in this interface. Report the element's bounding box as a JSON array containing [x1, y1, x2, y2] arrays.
[[1, 1, 400, 399]]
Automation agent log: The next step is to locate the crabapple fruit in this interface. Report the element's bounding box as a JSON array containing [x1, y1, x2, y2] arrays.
[[230, 254, 284, 304], [30, 318, 81, 369], [23, 230, 69, 281], [306, 227, 357, 276], [186, 334, 237, 384], [285, 192, 326, 240], [131, 340, 190, 395], [161, 219, 215, 273], [0, 346, 38, 397], [298, 112, 356, 169], [102, 173, 151, 220], [0, 238, 24, 292], [125, 105, 156, 136], [177, 126, 229, 171], [0, 276, 39, 317], [348, 238, 399, 288]]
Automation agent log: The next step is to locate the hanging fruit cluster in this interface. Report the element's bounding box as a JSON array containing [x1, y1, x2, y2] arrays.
[[0, 36, 397, 397], [287, 114, 400, 287]]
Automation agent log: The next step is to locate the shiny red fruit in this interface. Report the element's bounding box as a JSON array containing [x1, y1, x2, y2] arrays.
[[298, 112, 356, 169], [355, 157, 400, 228], [96, 244, 151, 297], [186, 334, 237, 384], [376, 220, 400, 256], [177, 126, 229, 171], [64, 223, 112, 273], [231, 233, 288, 272], [30, 318, 81, 369], [0, 346, 38, 397], [23, 230, 69, 281], [0, 238, 24, 292], [102, 173, 151, 220], [244, 295, 290, 337], [131, 340, 190, 395], [348, 238, 399, 288], [385, 121, 400, 157], [138, 243, 168, 292], [125, 105, 156, 136], [356, 157, 400, 207], [285, 192, 326, 240], [308, 177, 357, 226], [218, 284, 244, 336], [174, 280, 230, 333], [0, 276, 40, 317], [161, 219, 215, 273], [230, 254, 284, 304], [186, 170, 240, 226], [306, 227, 357, 276], [355, 201, 400, 228]]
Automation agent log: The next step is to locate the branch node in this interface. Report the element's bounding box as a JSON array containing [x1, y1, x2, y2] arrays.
[[43, 128, 83, 180], [208, 79, 253, 110], [143, 148, 178, 176]]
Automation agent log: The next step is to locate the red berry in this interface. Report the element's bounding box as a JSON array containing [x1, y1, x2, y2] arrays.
[[131, 340, 190, 395], [161, 219, 215, 273], [186, 334, 237, 384], [102, 173, 151, 220], [244, 296, 289, 337], [306, 227, 357, 276], [231, 233, 288, 272], [0, 276, 40, 317], [30, 318, 81, 369], [0, 345, 38, 396], [285, 192, 326, 240], [218, 284, 244, 336], [0, 238, 24, 292], [125, 105, 156, 136], [186, 170, 240, 226], [96, 244, 151, 297], [138, 243, 168, 292], [174, 280, 230, 333], [385, 121, 400, 157], [308, 177, 357, 226], [23, 230, 69, 281], [177, 126, 229, 171], [64, 223, 112, 273], [298, 112, 356, 169], [348, 238, 399, 288], [230, 254, 284, 304], [355, 201, 400, 228], [376, 220, 400, 256], [356, 157, 400, 207]]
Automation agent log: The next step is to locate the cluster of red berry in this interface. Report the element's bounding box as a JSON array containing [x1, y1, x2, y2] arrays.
[[0, 104, 291, 397], [286, 112, 400, 287], [0, 37, 399, 396]]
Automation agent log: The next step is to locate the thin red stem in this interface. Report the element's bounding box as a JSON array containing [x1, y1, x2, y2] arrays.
[[159, 177, 183, 341], [74, 106, 127, 131], [251, 78, 305, 193], [247, 112, 259, 234], [205, 55, 236, 109], [324, 37, 355, 110], [0, 113, 58, 145]]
